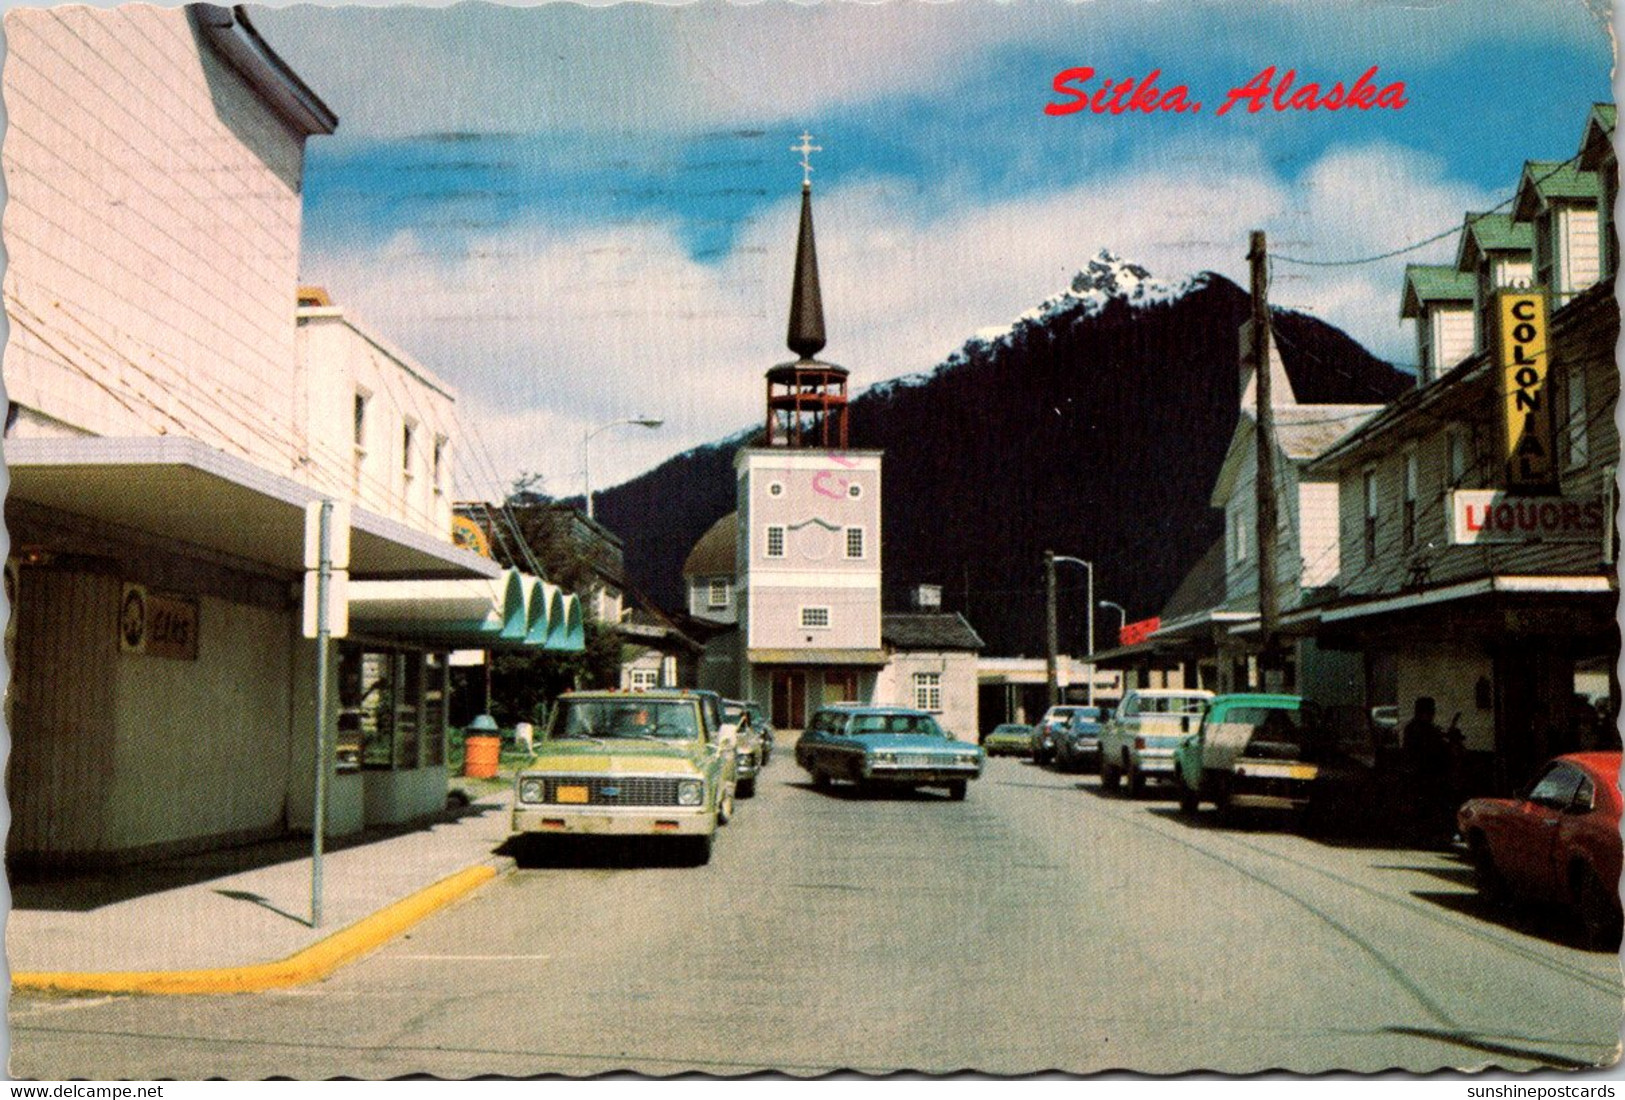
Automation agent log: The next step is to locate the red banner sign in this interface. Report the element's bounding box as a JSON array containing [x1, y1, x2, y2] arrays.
[[1120, 617, 1161, 647]]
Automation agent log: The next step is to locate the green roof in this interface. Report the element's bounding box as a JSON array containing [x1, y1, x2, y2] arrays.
[[1400, 264, 1476, 317], [1579, 103, 1617, 170], [1512, 160, 1599, 222], [1456, 212, 1532, 271]]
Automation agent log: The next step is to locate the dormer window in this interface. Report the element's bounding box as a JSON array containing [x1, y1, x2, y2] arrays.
[[708, 577, 731, 609]]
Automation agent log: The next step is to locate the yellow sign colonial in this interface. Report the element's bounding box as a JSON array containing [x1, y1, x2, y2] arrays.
[[1497, 289, 1554, 491]]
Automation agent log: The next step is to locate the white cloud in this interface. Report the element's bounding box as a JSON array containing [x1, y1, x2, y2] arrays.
[[301, 139, 1496, 497]]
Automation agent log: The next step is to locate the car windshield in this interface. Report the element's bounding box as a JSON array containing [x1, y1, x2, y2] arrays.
[[550, 699, 701, 742], [851, 713, 943, 736], [1139, 695, 1209, 716]]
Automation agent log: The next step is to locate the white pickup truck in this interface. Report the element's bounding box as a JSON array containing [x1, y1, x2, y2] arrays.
[[1098, 688, 1213, 797]]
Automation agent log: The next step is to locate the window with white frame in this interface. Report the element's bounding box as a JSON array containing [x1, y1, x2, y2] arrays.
[[800, 606, 830, 629], [433, 435, 448, 497], [1362, 467, 1379, 562], [352, 390, 370, 493], [766, 526, 786, 558], [845, 526, 865, 559], [1567, 365, 1589, 469], [1402, 449, 1418, 549], [1446, 430, 1467, 486], [402, 421, 417, 501], [1230, 507, 1248, 565], [630, 668, 658, 690], [913, 672, 942, 712], [708, 577, 731, 608]]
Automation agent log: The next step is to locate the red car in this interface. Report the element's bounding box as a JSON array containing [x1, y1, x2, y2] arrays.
[[1457, 751, 1622, 948]]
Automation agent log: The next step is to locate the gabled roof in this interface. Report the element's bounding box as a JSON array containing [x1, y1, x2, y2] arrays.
[[1159, 538, 1227, 623], [882, 612, 985, 652], [1209, 405, 1381, 506], [1400, 264, 1476, 319], [682, 512, 737, 577], [1456, 212, 1533, 272], [1579, 104, 1617, 171], [1511, 161, 1599, 223]]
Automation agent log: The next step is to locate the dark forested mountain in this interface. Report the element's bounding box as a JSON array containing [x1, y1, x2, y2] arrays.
[[591, 253, 1410, 657]]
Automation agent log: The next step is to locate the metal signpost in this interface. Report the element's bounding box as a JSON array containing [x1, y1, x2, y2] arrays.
[[304, 499, 350, 928]]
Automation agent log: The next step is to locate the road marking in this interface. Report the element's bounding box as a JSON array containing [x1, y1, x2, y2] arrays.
[[9, 995, 122, 1019], [387, 954, 553, 961]]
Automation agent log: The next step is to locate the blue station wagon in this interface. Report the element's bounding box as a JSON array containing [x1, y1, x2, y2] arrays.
[[796, 705, 984, 800]]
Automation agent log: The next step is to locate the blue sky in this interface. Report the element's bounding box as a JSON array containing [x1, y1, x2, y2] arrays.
[[250, 0, 1615, 499]]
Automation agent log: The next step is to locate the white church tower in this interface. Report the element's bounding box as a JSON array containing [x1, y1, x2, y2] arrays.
[[735, 135, 885, 727]]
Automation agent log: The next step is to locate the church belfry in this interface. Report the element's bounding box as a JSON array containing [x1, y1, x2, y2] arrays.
[[766, 133, 850, 450]]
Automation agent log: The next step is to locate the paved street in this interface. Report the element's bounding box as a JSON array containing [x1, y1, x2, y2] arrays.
[[10, 752, 1622, 1078]]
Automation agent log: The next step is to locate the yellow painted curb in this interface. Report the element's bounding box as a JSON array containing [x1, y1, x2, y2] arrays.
[[13, 863, 501, 996]]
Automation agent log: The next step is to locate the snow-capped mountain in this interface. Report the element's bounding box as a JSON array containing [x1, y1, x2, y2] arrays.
[[596, 261, 1408, 656]]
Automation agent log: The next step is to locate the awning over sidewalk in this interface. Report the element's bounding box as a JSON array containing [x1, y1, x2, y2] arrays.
[[7, 436, 500, 581], [348, 569, 585, 652]]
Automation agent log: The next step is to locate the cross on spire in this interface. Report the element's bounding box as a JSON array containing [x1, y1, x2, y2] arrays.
[[791, 131, 822, 188]]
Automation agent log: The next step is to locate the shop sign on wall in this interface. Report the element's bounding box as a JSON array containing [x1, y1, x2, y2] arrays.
[[119, 583, 200, 660]]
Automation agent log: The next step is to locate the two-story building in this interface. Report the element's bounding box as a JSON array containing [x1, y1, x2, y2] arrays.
[[1305, 105, 1618, 790], [3, 6, 569, 868]]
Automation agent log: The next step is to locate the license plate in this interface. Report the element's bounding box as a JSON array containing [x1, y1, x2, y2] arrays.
[[556, 785, 590, 804], [1241, 763, 1317, 780]]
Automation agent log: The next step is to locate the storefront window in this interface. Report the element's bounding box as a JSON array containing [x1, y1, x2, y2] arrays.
[[423, 653, 447, 766], [338, 644, 439, 771]]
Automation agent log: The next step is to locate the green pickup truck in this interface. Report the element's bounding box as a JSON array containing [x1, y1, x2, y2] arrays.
[[1174, 693, 1322, 822]]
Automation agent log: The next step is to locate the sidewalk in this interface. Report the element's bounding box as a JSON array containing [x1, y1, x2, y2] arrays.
[[8, 779, 516, 991]]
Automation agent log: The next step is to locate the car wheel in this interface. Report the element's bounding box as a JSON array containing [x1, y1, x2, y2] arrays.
[[947, 780, 968, 801], [1576, 865, 1622, 950], [812, 767, 830, 789], [684, 833, 714, 866], [1178, 783, 1199, 816], [737, 776, 756, 799], [1128, 766, 1145, 799], [1100, 761, 1120, 792], [1467, 833, 1505, 903]]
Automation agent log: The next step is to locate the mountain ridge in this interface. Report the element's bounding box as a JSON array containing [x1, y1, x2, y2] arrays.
[[593, 253, 1409, 656]]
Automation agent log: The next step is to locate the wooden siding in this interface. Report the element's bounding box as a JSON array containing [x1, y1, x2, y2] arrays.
[[3, 8, 307, 472], [8, 570, 119, 859], [1336, 291, 1618, 598], [1429, 305, 1475, 379]]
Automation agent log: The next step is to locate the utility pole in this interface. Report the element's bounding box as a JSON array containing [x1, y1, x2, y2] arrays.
[[1250, 229, 1281, 688], [1044, 550, 1059, 707]]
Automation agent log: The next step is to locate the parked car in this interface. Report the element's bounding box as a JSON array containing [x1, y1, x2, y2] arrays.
[[510, 690, 737, 864], [743, 700, 775, 765], [722, 698, 768, 797], [1457, 751, 1623, 948], [1053, 707, 1108, 772], [1099, 688, 1213, 796], [1174, 694, 1322, 821], [1031, 706, 1084, 765], [797, 705, 984, 800], [981, 723, 1034, 757]]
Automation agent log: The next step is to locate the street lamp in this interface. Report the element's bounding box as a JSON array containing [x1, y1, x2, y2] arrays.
[[1051, 554, 1096, 706], [1099, 599, 1127, 645], [583, 416, 662, 521]]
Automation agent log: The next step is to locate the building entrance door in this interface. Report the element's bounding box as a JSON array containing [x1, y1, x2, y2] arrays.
[[772, 671, 806, 729]]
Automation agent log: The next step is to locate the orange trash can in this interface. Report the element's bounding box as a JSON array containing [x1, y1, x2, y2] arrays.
[[462, 715, 503, 778]]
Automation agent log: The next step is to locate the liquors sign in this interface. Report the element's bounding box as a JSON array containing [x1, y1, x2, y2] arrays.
[[1451, 490, 1606, 545]]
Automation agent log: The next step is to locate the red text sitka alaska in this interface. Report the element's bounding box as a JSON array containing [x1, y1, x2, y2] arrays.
[[1045, 66, 1407, 117]]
